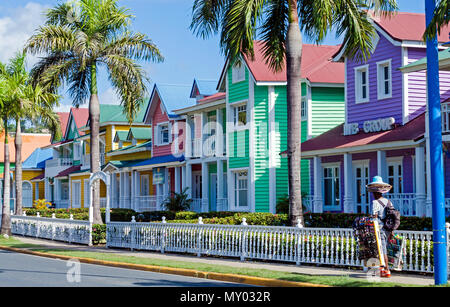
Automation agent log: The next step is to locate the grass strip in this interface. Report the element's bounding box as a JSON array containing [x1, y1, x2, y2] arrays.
[[0, 236, 421, 287]]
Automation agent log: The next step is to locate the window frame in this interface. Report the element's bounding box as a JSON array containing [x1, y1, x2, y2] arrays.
[[322, 163, 341, 209], [376, 59, 392, 100], [230, 101, 248, 130], [233, 169, 249, 209], [232, 62, 246, 83], [354, 64, 370, 104], [301, 96, 308, 121], [157, 122, 170, 146]]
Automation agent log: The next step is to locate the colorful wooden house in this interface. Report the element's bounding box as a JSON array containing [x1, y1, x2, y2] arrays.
[[298, 12, 450, 217], [198, 41, 344, 213]]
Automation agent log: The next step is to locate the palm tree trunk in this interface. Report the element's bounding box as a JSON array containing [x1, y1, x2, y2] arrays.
[[15, 118, 23, 216], [1, 119, 11, 236], [89, 63, 103, 224], [286, 0, 303, 226]]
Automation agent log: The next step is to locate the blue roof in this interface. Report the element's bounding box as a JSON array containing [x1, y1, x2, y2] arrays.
[[191, 79, 218, 98], [133, 154, 185, 167], [154, 84, 196, 116], [22, 148, 53, 169]]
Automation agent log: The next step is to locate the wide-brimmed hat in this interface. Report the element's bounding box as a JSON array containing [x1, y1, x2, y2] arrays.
[[366, 176, 392, 193]]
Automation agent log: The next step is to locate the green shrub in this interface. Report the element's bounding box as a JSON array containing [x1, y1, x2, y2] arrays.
[[175, 211, 198, 220], [162, 188, 192, 212], [92, 224, 106, 244]]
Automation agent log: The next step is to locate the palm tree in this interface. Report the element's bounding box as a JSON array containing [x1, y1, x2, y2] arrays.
[[11, 54, 61, 216], [423, 0, 450, 39], [190, 0, 398, 226], [25, 0, 163, 224]]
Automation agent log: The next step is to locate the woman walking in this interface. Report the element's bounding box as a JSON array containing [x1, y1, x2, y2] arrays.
[[366, 176, 393, 278]]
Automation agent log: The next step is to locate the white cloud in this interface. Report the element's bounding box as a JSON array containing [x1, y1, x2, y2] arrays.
[[99, 87, 122, 105], [0, 2, 49, 67]]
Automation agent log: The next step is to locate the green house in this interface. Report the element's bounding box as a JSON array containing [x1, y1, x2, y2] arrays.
[[216, 41, 345, 213]]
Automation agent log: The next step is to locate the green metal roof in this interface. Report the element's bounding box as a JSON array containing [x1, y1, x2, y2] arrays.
[[400, 48, 450, 73], [107, 140, 152, 154], [127, 127, 152, 140], [114, 130, 129, 142]]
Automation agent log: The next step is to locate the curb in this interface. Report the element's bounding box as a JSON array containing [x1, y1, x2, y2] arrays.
[[0, 245, 329, 287]]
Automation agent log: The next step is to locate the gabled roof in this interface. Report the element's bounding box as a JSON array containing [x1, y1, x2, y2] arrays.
[[22, 148, 53, 169], [107, 140, 152, 156], [127, 127, 152, 140], [333, 12, 450, 62], [190, 79, 218, 98], [219, 41, 344, 87], [84, 101, 149, 128], [55, 112, 70, 142], [371, 11, 450, 44], [145, 83, 196, 122], [198, 92, 226, 104], [65, 107, 89, 139], [54, 165, 81, 178], [114, 130, 129, 142]]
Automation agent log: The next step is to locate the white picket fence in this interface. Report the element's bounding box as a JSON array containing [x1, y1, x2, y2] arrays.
[[10, 214, 92, 245], [106, 217, 449, 274]]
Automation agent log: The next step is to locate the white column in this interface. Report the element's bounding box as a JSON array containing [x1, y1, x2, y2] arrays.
[[181, 166, 186, 192], [163, 168, 169, 198], [186, 163, 192, 198], [131, 171, 135, 211], [110, 173, 115, 208], [343, 153, 354, 213], [201, 112, 207, 157], [377, 150, 387, 181], [201, 162, 209, 212], [185, 116, 192, 158], [216, 109, 223, 157], [313, 156, 323, 213], [119, 172, 124, 208], [415, 146, 426, 217], [174, 167, 181, 194], [217, 160, 224, 211]]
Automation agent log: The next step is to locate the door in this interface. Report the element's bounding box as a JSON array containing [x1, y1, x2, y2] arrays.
[[354, 162, 370, 214], [84, 179, 90, 208], [193, 172, 202, 199], [387, 161, 403, 195], [210, 174, 217, 211], [72, 181, 81, 208], [22, 182, 33, 208]]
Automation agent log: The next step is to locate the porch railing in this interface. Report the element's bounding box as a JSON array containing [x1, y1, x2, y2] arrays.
[[190, 198, 208, 213], [385, 193, 417, 216], [216, 198, 228, 211], [136, 195, 158, 212], [106, 220, 446, 274], [10, 214, 92, 245], [54, 199, 69, 209]]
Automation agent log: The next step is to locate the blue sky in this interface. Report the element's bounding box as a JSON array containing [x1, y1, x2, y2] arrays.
[[0, 0, 427, 111]]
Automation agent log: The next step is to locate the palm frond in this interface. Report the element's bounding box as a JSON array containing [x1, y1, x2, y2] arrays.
[[190, 0, 229, 39], [424, 0, 450, 41]]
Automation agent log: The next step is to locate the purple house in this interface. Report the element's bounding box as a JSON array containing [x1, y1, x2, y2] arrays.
[[299, 12, 450, 217]]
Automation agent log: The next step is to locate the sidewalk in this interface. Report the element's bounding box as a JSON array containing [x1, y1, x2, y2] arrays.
[[8, 236, 436, 286]]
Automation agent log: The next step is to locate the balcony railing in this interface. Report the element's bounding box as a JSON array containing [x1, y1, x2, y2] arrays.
[[385, 193, 417, 216], [81, 154, 106, 170], [442, 102, 450, 134], [45, 158, 73, 168], [191, 138, 202, 158]]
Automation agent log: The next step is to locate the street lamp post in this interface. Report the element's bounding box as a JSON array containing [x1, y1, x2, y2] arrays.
[[425, 0, 448, 286]]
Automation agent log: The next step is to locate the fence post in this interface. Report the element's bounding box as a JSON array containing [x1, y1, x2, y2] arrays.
[[197, 217, 203, 257], [69, 214, 74, 244], [241, 218, 247, 261], [36, 212, 40, 239], [161, 216, 166, 254], [51, 213, 56, 241], [131, 216, 136, 251], [296, 218, 303, 266]]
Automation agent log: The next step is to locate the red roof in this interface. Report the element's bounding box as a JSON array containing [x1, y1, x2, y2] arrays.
[[57, 112, 70, 139], [55, 165, 81, 178], [198, 92, 226, 104], [241, 41, 344, 84], [70, 107, 89, 136], [371, 11, 450, 43], [294, 113, 425, 155]]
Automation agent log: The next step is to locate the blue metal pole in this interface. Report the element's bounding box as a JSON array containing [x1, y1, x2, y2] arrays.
[[425, 0, 448, 286]]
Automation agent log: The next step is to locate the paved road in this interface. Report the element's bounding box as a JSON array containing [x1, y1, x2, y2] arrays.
[[0, 250, 246, 287]]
